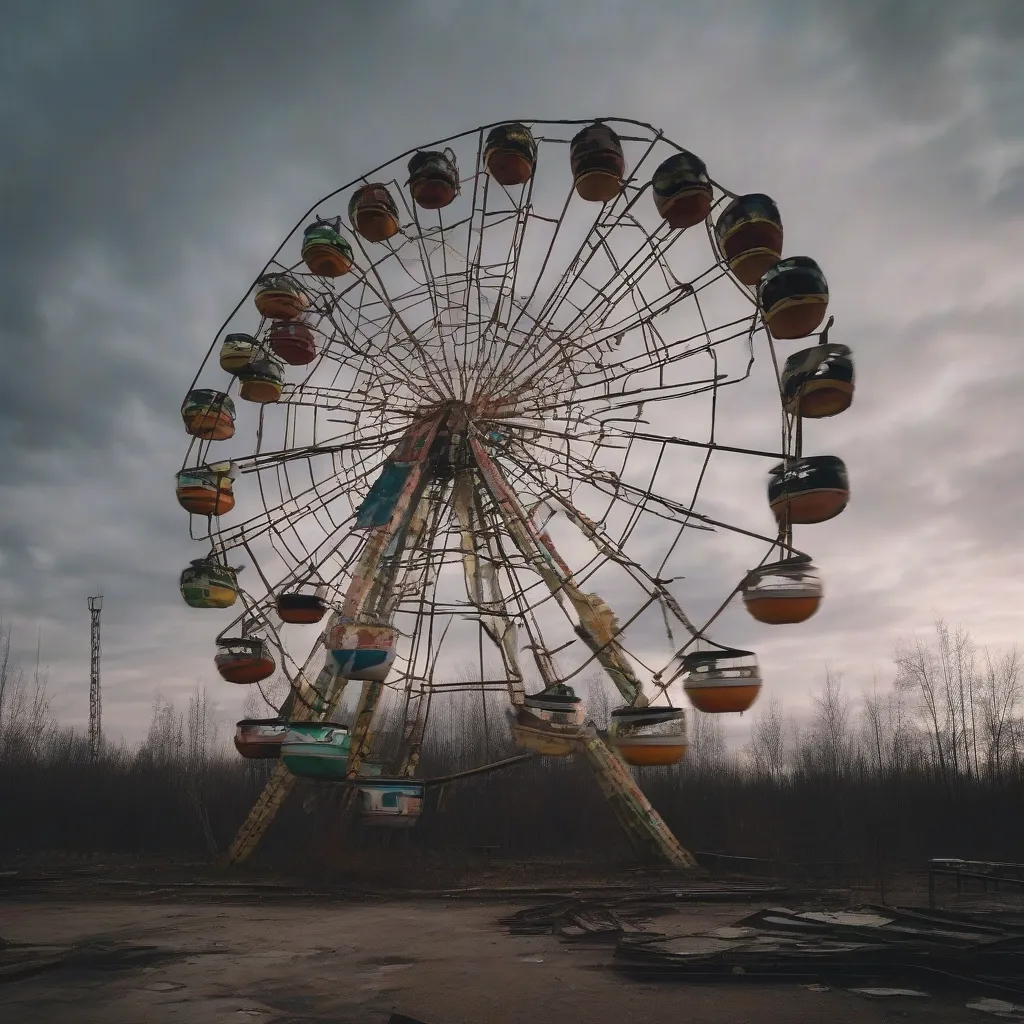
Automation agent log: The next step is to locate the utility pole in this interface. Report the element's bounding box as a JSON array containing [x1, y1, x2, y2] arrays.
[[88, 595, 103, 762]]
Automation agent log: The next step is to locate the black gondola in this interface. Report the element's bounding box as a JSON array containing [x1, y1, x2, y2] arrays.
[[651, 151, 712, 229], [758, 256, 829, 339], [484, 123, 537, 186], [715, 193, 783, 285], [781, 342, 854, 418], [768, 456, 849, 525]]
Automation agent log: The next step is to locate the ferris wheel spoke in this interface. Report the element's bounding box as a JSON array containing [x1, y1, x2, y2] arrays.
[[342, 238, 458, 402], [502, 431, 716, 532], [471, 437, 650, 706], [450, 471, 526, 703], [498, 444, 703, 640], [499, 132, 664, 376]]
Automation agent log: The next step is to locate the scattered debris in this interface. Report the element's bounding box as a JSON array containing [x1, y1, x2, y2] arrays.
[[612, 903, 1024, 995], [849, 987, 929, 998], [966, 997, 1024, 1017], [502, 897, 670, 944], [803, 983, 830, 992], [0, 940, 223, 985], [500, 882, 841, 945], [711, 926, 758, 940]]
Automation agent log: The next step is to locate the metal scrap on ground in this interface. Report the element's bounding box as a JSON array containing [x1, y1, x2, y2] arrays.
[[500, 882, 846, 943], [611, 903, 1024, 996]]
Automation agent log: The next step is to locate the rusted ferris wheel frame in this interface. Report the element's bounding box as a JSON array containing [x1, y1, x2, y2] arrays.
[[173, 118, 841, 867]]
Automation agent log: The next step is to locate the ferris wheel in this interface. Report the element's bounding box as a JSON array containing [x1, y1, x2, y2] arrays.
[[176, 117, 853, 867]]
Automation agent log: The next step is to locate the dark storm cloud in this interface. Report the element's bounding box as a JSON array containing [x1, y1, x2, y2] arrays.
[[798, 0, 1024, 118], [0, 1, 401, 467], [1, 0, 1021, 738]]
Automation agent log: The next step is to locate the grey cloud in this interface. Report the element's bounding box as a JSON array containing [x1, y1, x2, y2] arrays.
[[1, 0, 1021, 742]]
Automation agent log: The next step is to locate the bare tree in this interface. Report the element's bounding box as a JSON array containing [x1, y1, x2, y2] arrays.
[[0, 620, 55, 755], [978, 646, 1021, 783], [688, 710, 727, 780], [933, 619, 978, 780], [0, 621, 11, 739], [240, 687, 262, 721], [810, 665, 853, 781], [185, 685, 219, 857], [894, 619, 987, 796], [141, 692, 184, 766], [749, 694, 786, 784], [895, 630, 953, 794]]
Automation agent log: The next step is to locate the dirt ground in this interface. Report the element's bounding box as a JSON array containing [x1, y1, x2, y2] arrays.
[[0, 895, 1004, 1024]]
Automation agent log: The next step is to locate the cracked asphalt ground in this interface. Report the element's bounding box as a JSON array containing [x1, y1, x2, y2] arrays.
[[0, 899, 987, 1024]]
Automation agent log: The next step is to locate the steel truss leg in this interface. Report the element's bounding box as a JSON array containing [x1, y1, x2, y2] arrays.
[[451, 469, 526, 706], [221, 641, 342, 865], [222, 421, 442, 865], [470, 438, 697, 870]]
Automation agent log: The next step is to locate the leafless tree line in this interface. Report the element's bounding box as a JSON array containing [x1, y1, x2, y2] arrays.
[[0, 618, 1021, 881]]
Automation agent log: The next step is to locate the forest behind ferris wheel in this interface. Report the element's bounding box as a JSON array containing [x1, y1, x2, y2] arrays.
[[175, 117, 854, 867]]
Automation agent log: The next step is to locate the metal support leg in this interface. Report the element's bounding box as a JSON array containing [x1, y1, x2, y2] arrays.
[[471, 437, 697, 870]]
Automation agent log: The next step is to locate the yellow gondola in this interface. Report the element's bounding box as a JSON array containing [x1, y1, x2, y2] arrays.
[[512, 684, 584, 757], [219, 333, 258, 374]]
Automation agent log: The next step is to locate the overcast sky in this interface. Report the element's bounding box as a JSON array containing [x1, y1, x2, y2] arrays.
[[1, 0, 1021, 745]]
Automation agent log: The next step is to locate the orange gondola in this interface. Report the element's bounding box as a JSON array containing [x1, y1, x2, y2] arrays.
[[715, 194, 783, 286], [175, 461, 236, 516], [758, 257, 829, 340], [768, 456, 849, 526], [276, 584, 328, 625], [254, 274, 309, 321], [407, 149, 460, 210], [608, 706, 687, 766], [781, 337, 854, 418], [181, 390, 235, 441], [651, 151, 712, 230], [569, 122, 625, 203], [236, 353, 284, 404], [348, 184, 401, 243], [483, 122, 537, 186], [215, 637, 276, 685], [682, 648, 762, 714], [742, 556, 822, 625], [233, 719, 288, 759], [300, 216, 354, 277]]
